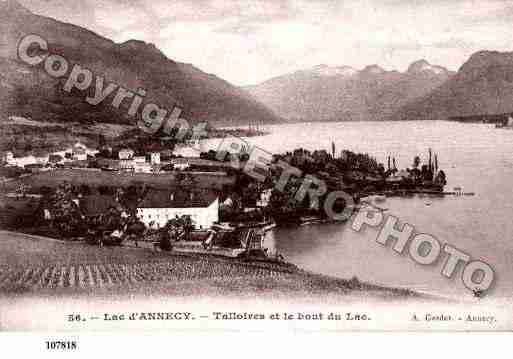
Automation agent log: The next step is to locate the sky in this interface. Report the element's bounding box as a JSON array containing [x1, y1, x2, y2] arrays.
[[14, 0, 513, 86]]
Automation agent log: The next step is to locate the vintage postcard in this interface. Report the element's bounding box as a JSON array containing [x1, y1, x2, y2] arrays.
[[1, 0, 512, 342]]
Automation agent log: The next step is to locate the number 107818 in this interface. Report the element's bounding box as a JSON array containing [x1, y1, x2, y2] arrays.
[[45, 341, 77, 350]]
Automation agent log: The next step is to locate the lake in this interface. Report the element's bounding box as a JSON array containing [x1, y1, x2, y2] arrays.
[[208, 121, 513, 300]]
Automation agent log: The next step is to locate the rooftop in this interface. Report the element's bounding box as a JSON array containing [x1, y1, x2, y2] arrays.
[[169, 158, 232, 168]]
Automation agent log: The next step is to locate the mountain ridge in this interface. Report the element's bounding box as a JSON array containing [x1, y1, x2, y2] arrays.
[[0, 0, 281, 128], [393, 51, 513, 120], [245, 60, 453, 121]]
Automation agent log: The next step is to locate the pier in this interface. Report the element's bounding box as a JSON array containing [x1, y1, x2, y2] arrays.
[[359, 190, 475, 198]]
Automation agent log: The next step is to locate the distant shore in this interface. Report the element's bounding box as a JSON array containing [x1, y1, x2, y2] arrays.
[[0, 115, 270, 158]]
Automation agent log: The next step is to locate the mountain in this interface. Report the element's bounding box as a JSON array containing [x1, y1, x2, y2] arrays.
[[361, 64, 387, 75], [245, 60, 452, 121], [394, 51, 513, 120], [407, 59, 448, 75], [308, 64, 359, 77], [0, 0, 280, 129]]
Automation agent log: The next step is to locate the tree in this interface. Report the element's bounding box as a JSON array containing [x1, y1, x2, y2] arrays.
[[15, 184, 30, 198], [123, 218, 147, 247], [163, 215, 194, 241], [434, 170, 447, 186], [48, 184, 86, 238], [79, 184, 91, 196], [159, 230, 173, 251], [182, 215, 194, 240], [98, 134, 107, 148], [412, 155, 421, 169], [239, 143, 251, 163], [175, 172, 186, 183]]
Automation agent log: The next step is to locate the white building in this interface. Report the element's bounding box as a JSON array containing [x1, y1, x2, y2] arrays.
[[72, 148, 87, 161], [169, 158, 191, 171], [52, 144, 97, 163], [2, 151, 15, 165], [150, 152, 161, 165], [119, 155, 157, 173], [119, 159, 135, 172], [173, 139, 207, 159], [174, 163, 190, 171], [134, 162, 153, 173], [73, 142, 87, 151], [9, 154, 48, 168], [173, 145, 200, 158], [118, 148, 135, 160], [257, 188, 273, 208], [137, 190, 219, 230]]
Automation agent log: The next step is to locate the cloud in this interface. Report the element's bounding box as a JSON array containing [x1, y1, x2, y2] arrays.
[[16, 0, 513, 85]]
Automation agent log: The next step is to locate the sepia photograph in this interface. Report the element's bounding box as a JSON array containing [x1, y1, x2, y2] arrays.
[[0, 0, 512, 344]]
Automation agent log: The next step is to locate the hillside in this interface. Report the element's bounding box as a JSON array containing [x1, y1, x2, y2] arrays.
[[394, 51, 513, 120], [0, 0, 280, 130], [245, 60, 453, 121], [0, 230, 421, 302]]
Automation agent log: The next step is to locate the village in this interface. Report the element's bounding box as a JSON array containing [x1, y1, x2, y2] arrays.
[[0, 136, 278, 259], [0, 131, 448, 263]]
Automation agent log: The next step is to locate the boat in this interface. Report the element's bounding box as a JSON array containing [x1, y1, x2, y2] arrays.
[[100, 167, 119, 172], [496, 116, 513, 128]]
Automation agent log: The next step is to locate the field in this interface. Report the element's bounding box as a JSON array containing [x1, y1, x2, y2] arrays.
[[0, 230, 421, 300], [1, 169, 235, 192]]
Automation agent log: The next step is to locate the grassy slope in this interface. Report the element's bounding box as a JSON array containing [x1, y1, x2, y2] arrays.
[[0, 230, 423, 301], [1, 169, 235, 192]]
